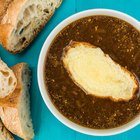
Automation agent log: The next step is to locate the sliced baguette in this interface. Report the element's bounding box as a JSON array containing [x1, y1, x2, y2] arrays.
[[0, 63, 34, 140], [0, 0, 62, 53], [0, 119, 15, 140], [0, 0, 13, 22], [62, 41, 138, 101], [0, 60, 17, 98]]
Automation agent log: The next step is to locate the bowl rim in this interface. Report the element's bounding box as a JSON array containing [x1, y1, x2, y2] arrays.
[[38, 9, 140, 136]]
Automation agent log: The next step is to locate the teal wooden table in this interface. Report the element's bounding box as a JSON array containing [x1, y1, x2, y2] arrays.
[[0, 0, 140, 140]]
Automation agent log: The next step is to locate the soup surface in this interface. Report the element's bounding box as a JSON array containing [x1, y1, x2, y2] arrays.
[[44, 16, 140, 129]]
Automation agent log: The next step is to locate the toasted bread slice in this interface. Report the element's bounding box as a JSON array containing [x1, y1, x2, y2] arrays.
[[0, 60, 17, 98], [62, 41, 138, 101], [0, 63, 34, 140], [0, 0, 62, 53], [0, 119, 15, 140]]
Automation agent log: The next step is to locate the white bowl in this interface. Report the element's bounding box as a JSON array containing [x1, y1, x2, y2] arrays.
[[38, 9, 140, 136]]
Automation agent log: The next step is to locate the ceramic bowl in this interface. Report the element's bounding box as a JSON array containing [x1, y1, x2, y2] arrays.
[[38, 9, 140, 136]]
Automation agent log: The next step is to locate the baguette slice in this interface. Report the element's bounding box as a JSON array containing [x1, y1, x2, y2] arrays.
[[0, 0, 62, 53], [0, 63, 34, 140], [62, 41, 138, 101], [0, 0, 13, 22], [0, 60, 17, 98], [0, 119, 15, 140]]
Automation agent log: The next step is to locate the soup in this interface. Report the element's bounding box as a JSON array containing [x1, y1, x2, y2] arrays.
[[44, 16, 140, 129]]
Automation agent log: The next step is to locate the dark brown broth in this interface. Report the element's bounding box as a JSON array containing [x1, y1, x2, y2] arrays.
[[44, 16, 140, 129]]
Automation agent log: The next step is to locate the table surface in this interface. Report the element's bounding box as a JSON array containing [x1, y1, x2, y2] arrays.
[[0, 0, 140, 140]]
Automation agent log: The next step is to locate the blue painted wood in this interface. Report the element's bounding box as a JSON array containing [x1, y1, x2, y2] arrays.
[[0, 0, 140, 140]]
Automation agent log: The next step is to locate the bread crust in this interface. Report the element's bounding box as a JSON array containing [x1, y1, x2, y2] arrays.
[[0, 63, 34, 139], [62, 41, 139, 102], [0, 0, 27, 49], [0, 24, 13, 48], [0, 0, 62, 54], [0, 107, 24, 139], [56, 0, 62, 8], [0, 119, 15, 140], [0, 0, 13, 22], [0, 63, 25, 138], [0, 63, 25, 107]]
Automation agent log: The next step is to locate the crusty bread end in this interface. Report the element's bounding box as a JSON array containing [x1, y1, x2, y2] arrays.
[[0, 0, 62, 53], [0, 63, 34, 140]]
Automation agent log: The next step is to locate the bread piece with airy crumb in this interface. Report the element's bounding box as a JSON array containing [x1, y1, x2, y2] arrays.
[[0, 0, 62, 53], [0, 60, 17, 99], [62, 41, 138, 101], [0, 119, 15, 140], [0, 63, 34, 140]]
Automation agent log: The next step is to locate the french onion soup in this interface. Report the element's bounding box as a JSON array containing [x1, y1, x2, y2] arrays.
[[44, 16, 140, 129]]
